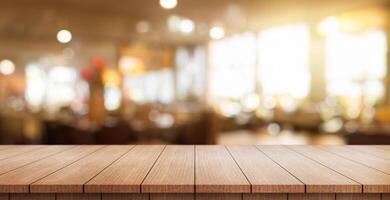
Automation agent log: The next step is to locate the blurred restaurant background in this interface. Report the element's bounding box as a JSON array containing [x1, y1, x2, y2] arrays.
[[1, 0, 390, 145]]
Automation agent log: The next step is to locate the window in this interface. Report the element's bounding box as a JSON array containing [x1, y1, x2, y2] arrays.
[[258, 23, 310, 99], [209, 32, 257, 101]]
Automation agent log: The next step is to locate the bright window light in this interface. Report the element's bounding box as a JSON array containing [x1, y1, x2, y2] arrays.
[[124, 69, 175, 104], [326, 30, 387, 101], [176, 46, 206, 100], [258, 23, 310, 99], [209, 32, 257, 101], [104, 86, 122, 111]]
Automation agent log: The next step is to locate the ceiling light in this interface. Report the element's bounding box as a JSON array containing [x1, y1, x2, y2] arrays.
[[209, 26, 225, 40], [179, 19, 195, 34], [0, 59, 15, 75], [57, 29, 72, 44], [160, 0, 177, 9]]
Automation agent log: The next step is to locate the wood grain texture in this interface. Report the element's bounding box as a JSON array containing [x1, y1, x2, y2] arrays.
[[382, 194, 390, 200], [56, 193, 101, 200], [256, 146, 360, 193], [349, 146, 390, 160], [196, 146, 250, 193], [288, 194, 335, 200], [243, 194, 287, 200], [288, 146, 390, 193], [31, 146, 133, 193], [196, 194, 241, 200], [0, 194, 8, 200], [335, 194, 380, 200], [0, 145, 71, 175], [86, 145, 164, 193], [150, 194, 194, 200], [0, 145, 103, 193], [227, 145, 304, 193], [0, 146, 43, 161], [102, 194, 149, 200], [10, 194, 55, 200], [320, 146, 390, 174], [142, 145, 194, 193]]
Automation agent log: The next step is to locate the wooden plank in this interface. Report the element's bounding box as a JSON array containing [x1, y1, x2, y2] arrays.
[[320, 146, 390, 174], [10, 194, 55, 200], [86, 145, 165, 193], [142, 145, 194, 193], [243, 194, 287, 200], [0, 145, 103, 193], [196, 194, 241, 200], [227, 145, 304, 193], [256, 146, 360, 193], [150, 194, 193, 200], [31, 146, 133, 193], [349, 146, 390, 160], [56, 194, 101, 200], [0, 146, 44, 161], [0, 145, 19, 152], [195, 146, 250, 193], [335, 194, 380, 200], [383, 194, 390, 200], [0, 145, 71, 175], [102, 194, 149, 200], [0, 194, 8, 200], [288, 146, 390, 193], [288, 194, 335, 200]]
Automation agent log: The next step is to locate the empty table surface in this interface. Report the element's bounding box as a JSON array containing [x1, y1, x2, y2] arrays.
[[0, 145, 389, 195]]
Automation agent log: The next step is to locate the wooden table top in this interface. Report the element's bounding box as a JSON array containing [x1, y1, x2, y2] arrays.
[[0, 145, 389, 194]]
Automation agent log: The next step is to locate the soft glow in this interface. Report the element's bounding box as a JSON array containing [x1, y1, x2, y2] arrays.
[[318, 16, 340, 35], [258, 23, 310, 99], [326, 30, 386, 97], [102, 69, 121, 87], [136, 21, 150, 33], [124, 69, 175, 104], [0, 59, 15, 75], [104, 86, 122, 111], [209, 26, 225, 40], [46, 66, 77, 111], [241, 93, 260, 112], [325, 29, 387, 118], [267, 123, 281, 135], [176, 46, 206, 100], [219, 101, 241, 117], [179, 19, 195, 34], [25, 65, 46, 109], [56, 30, 72, 43], [209, 32, 256, 100], [160, 0, 177, 9]]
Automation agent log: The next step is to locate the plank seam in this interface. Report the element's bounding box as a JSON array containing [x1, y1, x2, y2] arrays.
[[254, 146, 306, 193], [140, 145, 167, 193], [225, 146, 252, 193], [0, 146, 74, 178], [82, 145, 136, 192], [0, 146, 44, 162], [347, 147, 390, 161], [28, 145, 107, 192], [286, 146, 363, 193], [194, 145, 196, 199], [318, 146, 390, 176]]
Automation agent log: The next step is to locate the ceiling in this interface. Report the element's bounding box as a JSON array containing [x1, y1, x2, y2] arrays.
[[0, 0, 388, 45]]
